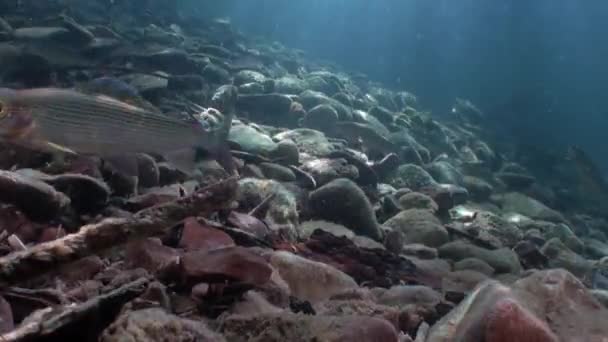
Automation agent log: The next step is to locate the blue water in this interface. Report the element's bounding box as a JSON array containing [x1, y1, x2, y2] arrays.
[[185, 0, 608, 173]]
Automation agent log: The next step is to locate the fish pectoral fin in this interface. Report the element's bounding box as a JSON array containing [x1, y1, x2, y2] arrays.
[[163, 148, 198, 176]]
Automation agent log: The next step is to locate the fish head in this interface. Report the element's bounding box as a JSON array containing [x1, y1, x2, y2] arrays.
[[0, 88, 36, 141]]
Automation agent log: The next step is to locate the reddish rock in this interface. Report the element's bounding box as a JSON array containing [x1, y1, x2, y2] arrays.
[[125, 238, 179, 275], [426, 269, 608, 341], [180, 246, 272, 287], [178, 217, 235, 252], [485, 298, 558, 342]]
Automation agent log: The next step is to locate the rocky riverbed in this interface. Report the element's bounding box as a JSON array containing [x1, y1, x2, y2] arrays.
[[0, 1, 607, 341]]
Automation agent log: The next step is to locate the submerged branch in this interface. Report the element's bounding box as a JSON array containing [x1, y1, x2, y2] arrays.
[[1, 277, 151, 342], [0, 177, 238, 287]]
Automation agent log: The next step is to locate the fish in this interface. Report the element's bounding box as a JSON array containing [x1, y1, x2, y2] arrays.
[[0, 87, 234, 177], [75, 76, 160, 113]]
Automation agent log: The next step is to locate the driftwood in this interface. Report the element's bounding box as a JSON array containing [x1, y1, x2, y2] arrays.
[[1, 277, 151, 342], [0, 177, 238, 287]]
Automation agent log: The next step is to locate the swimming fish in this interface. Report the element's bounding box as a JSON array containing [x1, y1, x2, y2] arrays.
[[75, 76, 160, 113], [0, 87, 234, 176]]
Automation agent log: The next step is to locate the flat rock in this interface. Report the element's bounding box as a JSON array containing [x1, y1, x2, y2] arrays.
[[498, 192, 565, 223], [178, 217, 235, 252], [270, 251, 358, 303]]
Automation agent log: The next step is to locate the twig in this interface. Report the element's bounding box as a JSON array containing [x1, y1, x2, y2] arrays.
[[0, 277, 150, 342], [4, 286, 68, 305], [248, 193, 275, 218], [0, 177, 237, 287], [202, 219, 271, 248]]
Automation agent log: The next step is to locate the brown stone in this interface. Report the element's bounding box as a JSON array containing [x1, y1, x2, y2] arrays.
[[178, 217, 235, 252], [125, 238, 179, 275]]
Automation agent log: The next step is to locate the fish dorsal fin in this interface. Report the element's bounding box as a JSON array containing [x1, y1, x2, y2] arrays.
[[45, 141, 78, 155], [94, 94, 146, 113]]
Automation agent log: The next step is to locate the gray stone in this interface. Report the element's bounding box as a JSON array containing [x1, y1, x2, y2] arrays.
[[387, 164, 437, 191], [454, 258, 495, 276], [309, 178, 382, 240], [383, 209, 448, 247], [439, 240, 521, 274]]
